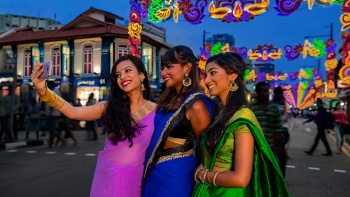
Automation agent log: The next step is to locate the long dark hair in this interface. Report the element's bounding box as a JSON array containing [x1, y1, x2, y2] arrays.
[[205, 52, 249, 154], [101, 54, 151, 147], [157, 45, 201, 112]]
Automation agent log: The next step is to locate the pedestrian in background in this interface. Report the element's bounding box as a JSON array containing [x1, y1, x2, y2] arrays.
[[85, 93, 98, 141], [17, 100, 26, 132], [332, 102, 348, 154], [251, 82, 287, 177], [45, 82, 66, 148], [25, 98, 40, 140], [1, 87, 14, 142], [303, 98, 332, 156], [0, 87, 8, 142]]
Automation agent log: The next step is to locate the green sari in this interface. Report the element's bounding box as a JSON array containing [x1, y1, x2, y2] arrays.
[[192, 108, 290, 197]]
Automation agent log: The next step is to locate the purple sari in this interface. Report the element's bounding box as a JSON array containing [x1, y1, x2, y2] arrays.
[[90, 102, 156, 197]]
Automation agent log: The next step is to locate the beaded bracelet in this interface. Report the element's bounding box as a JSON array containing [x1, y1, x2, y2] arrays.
[[213, 172, 220, 186]]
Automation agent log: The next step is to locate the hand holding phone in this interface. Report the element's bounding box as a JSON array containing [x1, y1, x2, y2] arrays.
[[39, 61, 52, 79]]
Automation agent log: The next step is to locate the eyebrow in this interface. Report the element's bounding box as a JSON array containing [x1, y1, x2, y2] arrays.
[[116, 66, 132, 73], [206, 67, 218, 72]]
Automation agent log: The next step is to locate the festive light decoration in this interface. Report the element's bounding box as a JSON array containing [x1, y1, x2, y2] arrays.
[[208, 0, 269, 22], [149, 0, 208, 24], [339, 51, 350, 84], [274, 0, 301, 16], [325, 80, 338, 98], [248, 44, 282, 62], [128, 0, 148, 58], [300, 39, 325, 59], [341, 0, 350, 31]]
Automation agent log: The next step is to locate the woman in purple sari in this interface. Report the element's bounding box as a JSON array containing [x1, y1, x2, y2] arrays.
[[31, 55, 157, 197]]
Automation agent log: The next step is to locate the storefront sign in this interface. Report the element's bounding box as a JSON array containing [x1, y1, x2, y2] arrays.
[[76, 79, 100, 86], [62, 44, 70, 76], [0, 77, 14, 83], [32, 47, 39, 66]]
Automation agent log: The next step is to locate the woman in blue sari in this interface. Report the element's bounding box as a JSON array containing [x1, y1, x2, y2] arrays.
[[143, 45, 214, 197]]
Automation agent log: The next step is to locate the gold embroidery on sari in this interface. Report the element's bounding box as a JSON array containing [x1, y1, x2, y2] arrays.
[[132, 101, 157, 123], [157, 149, 194, 164]]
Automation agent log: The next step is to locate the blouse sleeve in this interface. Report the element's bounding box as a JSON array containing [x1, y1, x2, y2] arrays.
[[233, 124, 251, 138]]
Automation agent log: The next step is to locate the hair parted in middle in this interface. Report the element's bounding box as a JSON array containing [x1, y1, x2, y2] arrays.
[[101, 54, 150, 147], [157, 45, 202, 112], [204, 52, 249, 154]]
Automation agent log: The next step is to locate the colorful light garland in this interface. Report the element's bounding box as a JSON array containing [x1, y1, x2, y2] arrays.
[[248, 44, 282, 62]]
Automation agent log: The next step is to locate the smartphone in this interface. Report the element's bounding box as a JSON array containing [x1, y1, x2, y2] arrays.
[[39, 61, 52, 79]]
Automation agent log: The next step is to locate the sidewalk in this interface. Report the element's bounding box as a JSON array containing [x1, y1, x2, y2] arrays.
[[0, 129, 91, 150]]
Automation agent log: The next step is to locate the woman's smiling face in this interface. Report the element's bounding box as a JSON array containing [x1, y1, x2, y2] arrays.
[[115, 60, 144, 93]]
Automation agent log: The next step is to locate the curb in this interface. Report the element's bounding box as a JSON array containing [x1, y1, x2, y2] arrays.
[[0, 139, 44, 150]]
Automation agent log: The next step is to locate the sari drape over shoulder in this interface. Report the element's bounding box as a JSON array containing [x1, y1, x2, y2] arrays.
[[143, 92, 214, 197], [192, 108, 290, 197], [90, 102, 156, 197]]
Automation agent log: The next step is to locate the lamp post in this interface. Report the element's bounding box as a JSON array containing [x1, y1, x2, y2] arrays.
[[202, 30, 211, 48]]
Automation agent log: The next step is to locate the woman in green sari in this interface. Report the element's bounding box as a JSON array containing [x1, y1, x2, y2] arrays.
[[192, 52, 289, 197]]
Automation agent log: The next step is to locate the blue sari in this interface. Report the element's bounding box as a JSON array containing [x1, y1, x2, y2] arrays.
[[143, 92, 214, 197]]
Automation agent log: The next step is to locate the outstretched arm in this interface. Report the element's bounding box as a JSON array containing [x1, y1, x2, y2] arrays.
[[31, 63, 105, 121]]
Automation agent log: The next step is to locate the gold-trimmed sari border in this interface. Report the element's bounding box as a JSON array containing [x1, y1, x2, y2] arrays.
[[132, 101, 157, 124], [157, 149, 194, 165]]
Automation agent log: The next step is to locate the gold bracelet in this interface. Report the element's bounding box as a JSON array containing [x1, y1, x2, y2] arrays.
[[202, 169, 209, 183], [194, 168, 201, 183], [39, 87, 65, 110], [213, 172, 220, 187]]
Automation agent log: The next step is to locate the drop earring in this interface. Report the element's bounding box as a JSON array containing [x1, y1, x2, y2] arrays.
[[140, 78, 146, 91], [182, 73, 191, 87], [228, 81, 238, 91]]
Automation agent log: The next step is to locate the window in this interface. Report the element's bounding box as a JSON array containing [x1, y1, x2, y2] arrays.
[[52, 47, 61, 76], [117, 43, 128, 59], [24, 49, 31, 77], [5, 49, 14, 71], [83, 44, 93, 74]]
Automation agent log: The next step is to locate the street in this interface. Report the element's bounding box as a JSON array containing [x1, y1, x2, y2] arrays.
[[1, 118, 350, 197]]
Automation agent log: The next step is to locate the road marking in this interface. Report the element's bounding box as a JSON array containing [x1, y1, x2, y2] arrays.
[[286, 165, 295, 168], [65, 152, 76, 156], [26, 151, 37, 154], [85, 153, 96, 157], [6, 150, 19, 152], [308, 167, 320, 170], [45, 152, 57, 154], [305, 128, 311, 132], [334, 169, 346, 173]]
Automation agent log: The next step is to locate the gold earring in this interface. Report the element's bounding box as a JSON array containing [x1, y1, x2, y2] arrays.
[[140, 78, 146, 91], [228, 81, 238, 91], [183, 73, 191, 87]]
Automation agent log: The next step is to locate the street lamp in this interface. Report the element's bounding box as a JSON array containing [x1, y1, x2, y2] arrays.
[[202, 30, 211, 48]]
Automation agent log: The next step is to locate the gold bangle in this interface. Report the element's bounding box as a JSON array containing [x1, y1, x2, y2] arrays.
[[213, 172, 220, 187], [202, 169, 209, 183], [39, 87, 65, 110], [194, 168, 201, 183]]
